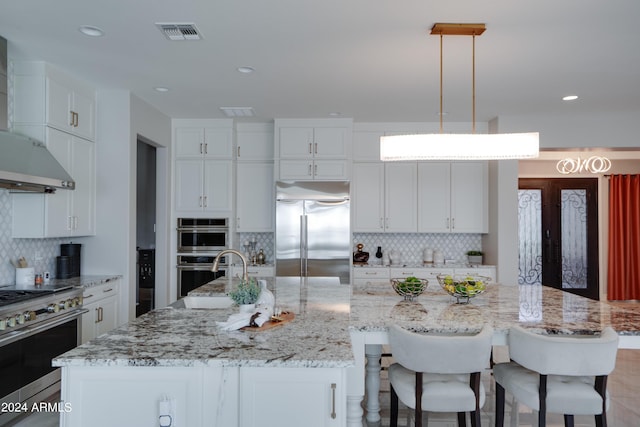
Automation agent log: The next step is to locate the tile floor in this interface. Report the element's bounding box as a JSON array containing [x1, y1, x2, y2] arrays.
[[7, 350, 639, 427], [366, 348, 640, 427]]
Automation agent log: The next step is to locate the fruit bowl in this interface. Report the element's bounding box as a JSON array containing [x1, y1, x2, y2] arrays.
[[391, 277, 428, 301], [437, 274, 489, 304]]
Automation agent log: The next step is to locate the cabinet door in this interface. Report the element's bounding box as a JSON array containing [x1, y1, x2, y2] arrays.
[[95, 296, 118, 337], [45, 128, 73, 237], [175, 159, 205, 211], [203, 160, 232, 211], [278, 127, 314, 159], [450, 162, 488, 233], [204, 127, 233, 159], [313, 127, 348, 158], [352, 163, 384, 232], [313, 160, 349, 180], [279, 160, 313, 180], [384, 163, 417, 232], [46, 76, 73, 133], [418, 162, 451, 233], [237, 162, 274, 232], [80, 301, 98, 344], [71, 90, 96, 141], [236, 128, 274, 160], [175, 127, 205, 158], [70, 137, 95, 236], [240, 367, 345, 427], [352, 131, 383, 161]]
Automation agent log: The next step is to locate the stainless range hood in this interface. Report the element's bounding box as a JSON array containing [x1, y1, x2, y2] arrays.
[[0, 35, 75, 193]]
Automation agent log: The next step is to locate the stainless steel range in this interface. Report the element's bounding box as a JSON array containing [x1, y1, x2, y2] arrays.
[[0, 285, 85, 425]]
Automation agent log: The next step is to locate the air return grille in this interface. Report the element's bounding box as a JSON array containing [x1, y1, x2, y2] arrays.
[[156, 23, 202, 41]]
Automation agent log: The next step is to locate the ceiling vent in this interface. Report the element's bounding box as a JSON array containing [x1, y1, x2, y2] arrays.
[[220, 107, 255, 118], [156, 23, 202, 41]]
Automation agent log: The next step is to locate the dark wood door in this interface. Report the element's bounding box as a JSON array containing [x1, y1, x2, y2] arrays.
[[518, 178, 599, 300]]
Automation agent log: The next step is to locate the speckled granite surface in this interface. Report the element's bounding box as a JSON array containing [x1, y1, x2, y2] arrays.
[[350, 281, 640, 336], [49, 275, 122, 289], [54, 277, 640, 369], [54, 277, 354, 368]]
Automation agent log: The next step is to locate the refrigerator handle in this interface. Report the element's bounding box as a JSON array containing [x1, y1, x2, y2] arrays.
[[300, 214, 308, 276]]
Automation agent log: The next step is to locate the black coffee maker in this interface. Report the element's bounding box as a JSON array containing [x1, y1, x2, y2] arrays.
[[57, 243, 81, 279]]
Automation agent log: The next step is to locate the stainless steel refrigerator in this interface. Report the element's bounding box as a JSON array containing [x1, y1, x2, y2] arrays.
[[276, 181, 350, 284]]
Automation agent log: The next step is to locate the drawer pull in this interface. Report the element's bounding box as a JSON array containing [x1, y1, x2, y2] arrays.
[[330, 383, 336, 419]]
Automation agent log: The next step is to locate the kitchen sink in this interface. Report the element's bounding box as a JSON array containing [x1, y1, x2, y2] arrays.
[[173, 296, 234, 309]]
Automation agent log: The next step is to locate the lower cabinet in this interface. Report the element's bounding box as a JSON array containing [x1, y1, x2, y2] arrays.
[[81, 281, 119, 344], [240, 367, 346, 427], [59, 366, 238, 427], [59, 365, 345, 427], [230, 265, 275, 278]]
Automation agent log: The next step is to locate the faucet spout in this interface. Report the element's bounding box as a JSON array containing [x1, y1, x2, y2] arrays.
[[212, 249, 249, 283]]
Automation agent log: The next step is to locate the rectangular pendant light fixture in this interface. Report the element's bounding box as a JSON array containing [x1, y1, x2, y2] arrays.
[[380, 23, 539, 161]]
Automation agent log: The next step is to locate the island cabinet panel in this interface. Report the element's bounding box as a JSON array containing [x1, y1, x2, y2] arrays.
[[60, 366, 205, 427], [240, 367, 346, 427]]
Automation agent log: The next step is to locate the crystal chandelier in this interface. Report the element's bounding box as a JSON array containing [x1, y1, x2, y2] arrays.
[[380, 23, 539, 161]]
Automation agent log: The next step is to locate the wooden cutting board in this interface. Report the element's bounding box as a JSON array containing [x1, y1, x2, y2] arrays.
[[241, 311, 295, 331]]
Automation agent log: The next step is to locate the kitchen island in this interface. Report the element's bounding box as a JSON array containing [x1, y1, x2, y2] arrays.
[[347, 280, 640, 425], [53, 277, 353, 427]]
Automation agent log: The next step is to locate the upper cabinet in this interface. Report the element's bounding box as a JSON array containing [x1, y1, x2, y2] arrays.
[[11, 62, 96, 238], [173, 120, 234, 214], [417, 161, 488, 233], [174, 124, 233, 159], [274, 119, 353, 181], [236, 123, 274, 160], [13, 62, 96, 141]]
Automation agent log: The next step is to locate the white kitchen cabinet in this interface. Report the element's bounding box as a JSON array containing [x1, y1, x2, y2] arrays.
[[352, 267, 390, 287], [418, 161, 488, 233], [236, 162, 274, 231], [240, 367, 346, 427], [13, 61, 96, 141], [174, 125, 233, 159], [352, 130, 383, 161], [11, 126, 95, 238], [60, 366, 237, 427], [175, 159, 232, 213], [81, 280, 120, 344], [236, 122, 274, 160], [278, 126, 348, 159], [352, 162, 417, 232], [279, 159, 349, 180]]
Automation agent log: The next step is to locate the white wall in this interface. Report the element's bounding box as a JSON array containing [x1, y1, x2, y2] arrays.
[[79, 90, 170, 322]]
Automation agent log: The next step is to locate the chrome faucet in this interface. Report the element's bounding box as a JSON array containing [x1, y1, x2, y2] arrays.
[[212, 249, 249, 283]]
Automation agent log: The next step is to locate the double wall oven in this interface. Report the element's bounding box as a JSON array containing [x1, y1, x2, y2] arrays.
[[0, 285, 85, 425], [177, 218, 229, 297]]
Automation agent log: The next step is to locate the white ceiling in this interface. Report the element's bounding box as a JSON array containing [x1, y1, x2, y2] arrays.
[[1, 0, 639, 123]]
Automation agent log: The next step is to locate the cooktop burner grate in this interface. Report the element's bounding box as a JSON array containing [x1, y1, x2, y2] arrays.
[[0, 289, 54, 306]]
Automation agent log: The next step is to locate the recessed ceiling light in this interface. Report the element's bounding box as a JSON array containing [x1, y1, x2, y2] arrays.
[[154, 87, 169, 92], [79, 25, 104, 37], [563, 95, 579, 101], [237, 66, 255, 74]]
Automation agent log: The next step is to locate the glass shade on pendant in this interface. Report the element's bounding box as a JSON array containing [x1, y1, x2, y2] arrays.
[[380, 132, 540, 161]]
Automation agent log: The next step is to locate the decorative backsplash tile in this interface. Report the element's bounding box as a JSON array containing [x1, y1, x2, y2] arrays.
[[0, 190, 69, 285], [352, 232, 482, 265], [236, 232, 275, 264]]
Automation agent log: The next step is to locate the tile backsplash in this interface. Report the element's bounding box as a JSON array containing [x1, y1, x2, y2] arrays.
[[352, 232, 482, 265], [0, 190, 69, 285]]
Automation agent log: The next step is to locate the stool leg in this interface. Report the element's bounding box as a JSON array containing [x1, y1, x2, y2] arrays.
[[458, 412, 467, 427], [495, 382, 505, 427], [390, 385, 398, 427], [563, 414, 574, 427]]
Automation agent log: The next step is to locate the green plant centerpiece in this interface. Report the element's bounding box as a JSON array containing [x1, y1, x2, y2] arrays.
[[466, 250, 484, 265], [228, 278, 260, 306]]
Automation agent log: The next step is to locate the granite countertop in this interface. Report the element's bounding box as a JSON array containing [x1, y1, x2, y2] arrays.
[[53, 277, 354, 369], [350, 281, 640, 337], [352, 263, 496, 269], [51, 275, 122, 289]]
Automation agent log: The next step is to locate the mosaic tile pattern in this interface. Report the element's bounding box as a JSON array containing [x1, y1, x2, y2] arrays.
[[353, 232, 482, 265], [236, 232, 274, 262], [0, 190, 69, 285]]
